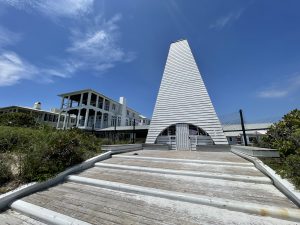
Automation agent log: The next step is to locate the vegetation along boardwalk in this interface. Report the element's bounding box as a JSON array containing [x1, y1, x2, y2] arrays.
[[1, 149, 300, 225]]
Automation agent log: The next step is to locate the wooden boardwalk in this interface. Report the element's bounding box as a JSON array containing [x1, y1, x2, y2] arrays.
[[1, 150, 299, 224]]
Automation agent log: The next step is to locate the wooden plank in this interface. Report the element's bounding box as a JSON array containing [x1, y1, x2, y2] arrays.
[[0, 210, 46, 225], [103, 157, 265, 177], [24, 184, 196, 225], [78, 167, 296, 208], [23, 182, 207, 225], [17, 182, 300, 225], [120, 150, 249, 163]]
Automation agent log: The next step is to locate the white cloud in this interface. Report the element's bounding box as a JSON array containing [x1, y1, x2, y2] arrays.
[[0, 51, 70, 86], [210, 9, 243, 30], [0, 51, 37, 86], [0, 0, 94, 18], [0, 3, 134, 85], [0, 26, 21, 48], [257, 73, 300, 98], [66, 14, 136, 72], [258, 90, 288, 98]]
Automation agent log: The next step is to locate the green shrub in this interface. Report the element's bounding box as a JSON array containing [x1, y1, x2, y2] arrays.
[[100, 138, 113, 145], [0, 126, 33, 153], [20, 129, 102, 181], [0, 158, 13, 184], [259, 109, 300, 157], [0, 126, 102, 182], [281, 154, 300, 189], [0, 113, 37, 128]]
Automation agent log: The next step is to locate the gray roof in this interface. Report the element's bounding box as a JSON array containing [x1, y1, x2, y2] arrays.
[[222, 123, 273, 132], [0, 105, 59, 115], [100, 125, 150, 131], [99, 123, 273, 133]]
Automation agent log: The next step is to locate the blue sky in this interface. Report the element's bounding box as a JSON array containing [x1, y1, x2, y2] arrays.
[[0, 0, 299, 123]]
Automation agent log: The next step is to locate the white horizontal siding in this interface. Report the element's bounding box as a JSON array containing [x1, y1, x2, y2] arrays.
[[146, 40, 228, 145]]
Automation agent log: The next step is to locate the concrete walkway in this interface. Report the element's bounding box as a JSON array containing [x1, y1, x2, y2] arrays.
[[1, 150, 299, 224]]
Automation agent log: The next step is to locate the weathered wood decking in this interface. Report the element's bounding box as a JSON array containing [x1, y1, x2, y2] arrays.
[[1, 150, 299, 224]]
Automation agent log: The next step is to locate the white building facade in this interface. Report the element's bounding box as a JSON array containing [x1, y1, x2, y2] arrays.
[[223, 123, 272, 146], [0, 103, 74, 127], [146, 40, 228, 150], [56, 89, 150, 130]]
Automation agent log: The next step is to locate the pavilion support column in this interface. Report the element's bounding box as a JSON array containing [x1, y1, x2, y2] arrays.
[[84, 109, 89, 128], [76, 109, 81, 127]]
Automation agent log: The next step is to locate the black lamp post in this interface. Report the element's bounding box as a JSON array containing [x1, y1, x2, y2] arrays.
[[132, 119, 136, 144], [114, 116, 117, 144]]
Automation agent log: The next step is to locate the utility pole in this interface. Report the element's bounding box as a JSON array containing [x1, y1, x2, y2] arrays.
[[132, 119, 135, 144], [114, 116, 117, 144], [239, 109, 248, 146]]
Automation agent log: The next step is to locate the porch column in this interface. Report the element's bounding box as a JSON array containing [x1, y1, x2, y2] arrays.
[[62, 111, 68, 129], [107, 114, 111, 127], [56, 97, 65, 129], [93, 110, 97, 129], [96, 95, 99, 109], [66, 113, 70, 129], [79, 93, 83, 107], [87, 92, 92, 106], [84, 109, 89, 128], [56, 112, 62, 129], [60, 96, 65, 109], [76, 109, 81, 127], [100, 113, 104, 129]]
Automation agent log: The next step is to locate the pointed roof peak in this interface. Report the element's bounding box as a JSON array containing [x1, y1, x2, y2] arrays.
[[172, 38, 187, 44]]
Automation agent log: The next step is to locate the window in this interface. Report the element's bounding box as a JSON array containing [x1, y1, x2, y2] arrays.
[[104, 100, 110, 111], [112, 104, 116, 111], [127, 110, 129, 116], [249, 137, 257, 143], [229, 137, 233, 142], [168, 125, 176, 135], [104, 114, 108, 121], [98, 98, 103, 109], [111, 116, 117, 126]]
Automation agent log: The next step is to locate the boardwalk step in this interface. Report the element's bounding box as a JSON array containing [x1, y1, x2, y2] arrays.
[[95, 162, 271, 184], [112, 155, 254, 167], [10, 200, 91, 225], [67, 175, 300, 223]]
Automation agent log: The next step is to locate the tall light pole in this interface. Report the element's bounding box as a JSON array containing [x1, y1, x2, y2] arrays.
[[132, 119, 135, 144], [239, 109, 248, 146], [114, 116, 117, 144]]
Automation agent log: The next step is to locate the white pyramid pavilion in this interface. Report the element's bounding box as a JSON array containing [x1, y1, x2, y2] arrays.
[[146, 39, 228, 149]]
